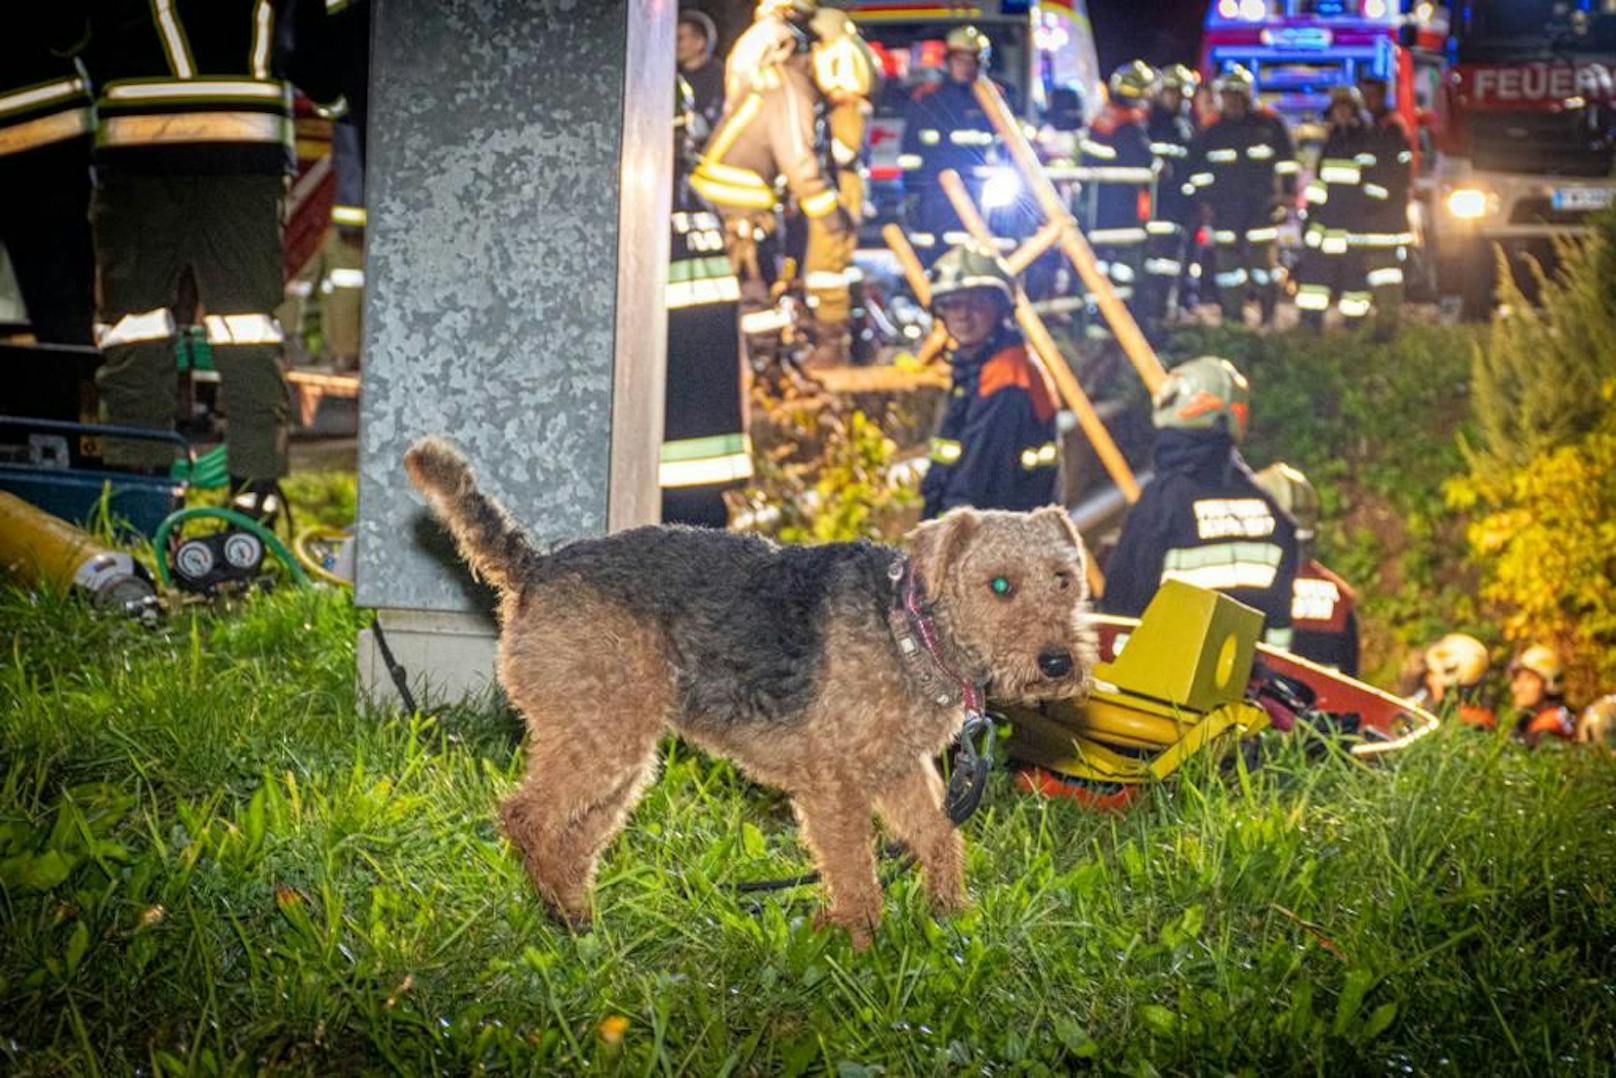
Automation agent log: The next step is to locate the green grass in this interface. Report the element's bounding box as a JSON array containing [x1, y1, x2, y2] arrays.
[[4, 584, 1614, 1074]]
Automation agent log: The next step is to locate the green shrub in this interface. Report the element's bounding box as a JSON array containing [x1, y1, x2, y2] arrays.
[[1471, 207, 1616, 467], [1448, 385, 1616, 701], [1447, 209, 1616, 699]]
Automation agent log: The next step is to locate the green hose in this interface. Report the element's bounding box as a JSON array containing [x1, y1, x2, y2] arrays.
[[152, 506, 310, 591]]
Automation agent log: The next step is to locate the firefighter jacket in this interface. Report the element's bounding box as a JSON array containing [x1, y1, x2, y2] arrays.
[[682, 58, 725, 148], [1288, 558, 1360, 677], [1303, 122, 1374, 253], [1360, 112, 1413, 240], [1100, 428, 1299, 645], [1, 27, 94, 162], [899, 77, 996, 195], [70, 0, 295, 175], [1185, 108, 1298, 230], [1079, 101, 1154, 241], [1147, 102, 1197, 227], [690, 17, 841, 223], [1517, 701, 1577, 748], [921, 327, 1059, 519]]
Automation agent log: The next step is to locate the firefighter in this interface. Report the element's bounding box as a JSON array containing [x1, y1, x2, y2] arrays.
[[691, 0, 849, 308], [0, 22, 96, 346], [1101, 356, 1298, 647], [1186, 65, 1298, 326], [1078, 61, 1156, 338], [1295, 86, 1374, 330], [1355, 73, 1413, 335], [1509, 644, 1577, 747], [1254, 463, 1359, 676], [1144, 63, 1200, 322], [1405, 633, 1495, 728], [677, 9, 725, 145], [75, 1, 299, 508], [920, 244, 1059, 519], [899, 25, 997, 265], [801, 8, 879, 367], [663, 75, 750, 528]]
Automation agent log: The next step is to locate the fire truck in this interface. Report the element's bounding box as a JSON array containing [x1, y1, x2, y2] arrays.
[[1201, 1, 1448, 141], [1432, 1, 1616, 318], [829, 1, 1104, 229]]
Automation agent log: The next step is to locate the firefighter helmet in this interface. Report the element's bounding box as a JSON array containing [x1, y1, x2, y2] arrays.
[[1151, 356, 1251, 443], [945, 25, 992, 65], [1509, 644, 1564, 696], [1214, 64, 1256, 100], [1425, 633, 1489, 691], [678, 10, 718, 60], [1109, 60, 1156, 103], [1159, 63, 1200, 94], [756, 0, 818, 19], [1328, 84, 1365, 111], [1578, 695, 1616, 747], [929, 242, 1015, 308], [1254, 463, 1319, 542], [811, 9, 880, 98]]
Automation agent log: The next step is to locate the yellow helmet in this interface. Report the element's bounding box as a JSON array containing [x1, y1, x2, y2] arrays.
[[1424, 633, 1489, 691], [1159, 64, 1200, 94], [1254, 462, 1319, 542], [1151, 356, 1252, 443], [1509, 644, 1564, 696], [1109, 60, 1157, 104], [811, 9, 880, 98], [1578, 695, 1616, 746], [945, 25, 992, 64], [1215, 63, 1256, 100]]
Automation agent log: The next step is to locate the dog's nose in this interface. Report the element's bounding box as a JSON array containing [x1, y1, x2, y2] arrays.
[[1038, 649, 1074, 678]]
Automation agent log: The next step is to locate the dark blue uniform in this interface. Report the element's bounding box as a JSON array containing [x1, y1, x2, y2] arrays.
[[921, 328, 1059, 518], [900, 78, 996, 263], [1100, 429, 1299, 646], [1144, 101, 1198, 317]]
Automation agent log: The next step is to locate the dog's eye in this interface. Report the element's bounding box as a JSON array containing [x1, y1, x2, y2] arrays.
[[1054, 571, 1071, 590], [990, 576, 1013, 598]]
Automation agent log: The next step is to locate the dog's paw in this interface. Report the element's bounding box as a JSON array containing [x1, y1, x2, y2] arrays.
[[813, 908, 876, 952], [927, 886, 971, 919]]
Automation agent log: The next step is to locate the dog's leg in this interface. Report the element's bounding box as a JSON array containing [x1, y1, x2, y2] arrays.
[[875, 757, 967, 916], [792, 789, 882, 949], [501, 731, 661, 926]]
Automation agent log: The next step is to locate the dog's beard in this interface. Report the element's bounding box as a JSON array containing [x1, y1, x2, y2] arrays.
[[986, 656, 1094, 704]]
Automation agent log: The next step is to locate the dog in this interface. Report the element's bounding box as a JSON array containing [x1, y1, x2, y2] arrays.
[[404, 436, 1094, 947]]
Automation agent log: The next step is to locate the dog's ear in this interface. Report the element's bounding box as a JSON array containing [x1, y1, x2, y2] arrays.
[[1034, 505, 1090, 600], [907, 508, 980, 602]]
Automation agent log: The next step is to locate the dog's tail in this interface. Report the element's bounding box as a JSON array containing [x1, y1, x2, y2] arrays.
[[404, 436, 541, 592]]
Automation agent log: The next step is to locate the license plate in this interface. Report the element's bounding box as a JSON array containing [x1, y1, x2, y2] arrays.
[[1551, 186, 1615, 211]]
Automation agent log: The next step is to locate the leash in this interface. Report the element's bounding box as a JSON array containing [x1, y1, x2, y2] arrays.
[[732, 557, 996, 895]]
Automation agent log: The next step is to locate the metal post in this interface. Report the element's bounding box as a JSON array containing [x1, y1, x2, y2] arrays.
[[354, 0, 675, 707]]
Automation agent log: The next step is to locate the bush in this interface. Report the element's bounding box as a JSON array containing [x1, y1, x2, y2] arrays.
[[1447, 209, 1616, 700], [1448, 385, 1616, 701], [737, 383, 922, 544], [1471, 208, 1616, 467]]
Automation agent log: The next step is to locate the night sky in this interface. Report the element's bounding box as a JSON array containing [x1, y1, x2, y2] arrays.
[[689, 1, 1210, 74]]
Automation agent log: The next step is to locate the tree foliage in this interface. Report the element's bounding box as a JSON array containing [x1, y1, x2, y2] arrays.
[[1449, 209, 1616, 700], [1471, 208, 1616, 467]]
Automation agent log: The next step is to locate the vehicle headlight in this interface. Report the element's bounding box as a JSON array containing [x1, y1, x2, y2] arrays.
[[1445, 187, 1492, 220], [981, 168, 1021, 211]]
